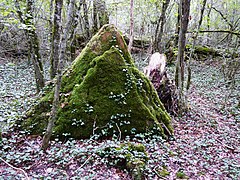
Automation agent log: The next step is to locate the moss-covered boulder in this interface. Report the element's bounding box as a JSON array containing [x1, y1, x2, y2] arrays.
[[22, 24, 173, 139]]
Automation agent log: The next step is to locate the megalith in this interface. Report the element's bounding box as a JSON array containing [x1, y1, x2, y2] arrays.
[[22, 24, 173, 139]]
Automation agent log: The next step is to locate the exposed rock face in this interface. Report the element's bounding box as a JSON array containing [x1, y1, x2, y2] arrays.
[[22, 24, 173, 139]]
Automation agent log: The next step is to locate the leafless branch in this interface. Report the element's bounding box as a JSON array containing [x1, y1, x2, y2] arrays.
[[0, 157, 30, 180]]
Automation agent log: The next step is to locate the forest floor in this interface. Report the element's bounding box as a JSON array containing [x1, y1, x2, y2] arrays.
[[0, 57, 239, 179]]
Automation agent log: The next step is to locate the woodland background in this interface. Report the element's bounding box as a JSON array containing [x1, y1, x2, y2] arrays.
[[0, 0, 239, 179]]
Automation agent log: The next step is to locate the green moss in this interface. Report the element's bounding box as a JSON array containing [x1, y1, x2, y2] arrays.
[[22, 24, 173, 139], [124, 143, 148, 180], [186, 44, 218, 56], [127, 159, 145, 180], [98, 142, 148, 180], [176, 170, 189, 179], [158, 167, 170, 177], [61, 25, 132, 94], [55, 47, 157, 138]]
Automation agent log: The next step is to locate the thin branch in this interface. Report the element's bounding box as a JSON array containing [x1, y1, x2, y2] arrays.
[[187, 30, 240, 36], [115, 123, 122, 141], [161, 122, 172, 136], [212, 6, 233, 29], [0, 157, 30, 180], [153, 166, 168, 180], [75, 155, 93, 172], [215, 139, 235, 151]]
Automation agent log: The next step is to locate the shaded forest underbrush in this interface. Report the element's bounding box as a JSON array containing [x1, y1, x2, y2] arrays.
[[0, 57, 239, 179]]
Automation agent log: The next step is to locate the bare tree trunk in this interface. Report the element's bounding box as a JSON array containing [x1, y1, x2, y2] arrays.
[[47, 0, 54, 64], [93, 0, 98, 33], [28, 0, 45, 93], [15, 0, 45, 93], [186, 0, 207, 90], [69, 1, 80, 60], [42, 0, 75, 151], [93, 0, 109, 34], [155, 0, 171, 53], [82, 0, 91, 39], [30, 32, 45, 93], [175, 0, 191, 113], [206, 1, 212, 45], [49, 0, 54, 44], [50, 0, 63, 79], [174, 3, 181, 47], [98, 1, 109, 27], [128, 0, 134, 53]]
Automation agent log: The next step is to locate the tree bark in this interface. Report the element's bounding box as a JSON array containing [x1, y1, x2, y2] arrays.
[[48, 0, 54, 44], [175, 0, 191, 112], [128, 0, 134, 53], [42, 0, 75, 151], [69, 0, 80, 60], [82, 0, 91, 39], [186, 0, 207, 90], [155, 0, 171, 53], [93, 0, 109, 34], [93, 0, 98, 33], [206, 3, 212, 45], [174, 3, 181, 47], [50, 0, 63, 79], [15, 0, 45, 93], [98, 1, 109, 27]]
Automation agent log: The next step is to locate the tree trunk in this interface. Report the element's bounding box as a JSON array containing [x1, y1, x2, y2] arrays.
[[175, 0, 191, 113], [48, 0, 54, 45], [128, 0, 134, 53], [42, 0, 75, 151], [82, 0, 91, 40], [30, 31, 45, 93], [93, 0, 98, 33], [186, 0, 207, 90], [155, 0, 171, 53], [15, 0, 45, 93], [206, 3, 212, 45], [69, 1, 80, 61], [98, 1, 109, 27], [93, 0, 109, 34], [50, 0, 63, 79], [27, 0, 45, 93], [174, 3, 181, 47]]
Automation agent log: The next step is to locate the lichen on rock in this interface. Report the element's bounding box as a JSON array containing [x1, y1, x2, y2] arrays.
[[21, 24, 173, 139]]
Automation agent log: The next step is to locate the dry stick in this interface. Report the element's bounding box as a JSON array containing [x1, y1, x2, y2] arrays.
[[115, 123, 122, 141], [92, 120, 97, 135], [0, 157, 30, 180], [160, 122, 172, 136], [211, 6, 233, 29], [75, 154, 93, 172], [193, 30, 240, 37], [215, 139, 235, 151], [92, 115, 99, 136], [153, 166, 167, 180]]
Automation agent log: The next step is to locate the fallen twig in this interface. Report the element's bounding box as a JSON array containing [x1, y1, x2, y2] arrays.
[[0, 157, 30, 180], [75, 154, 93, 172], [153, 166, 168, 180], [215, 139, 235, 151], [115, 123, 122, 141]]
